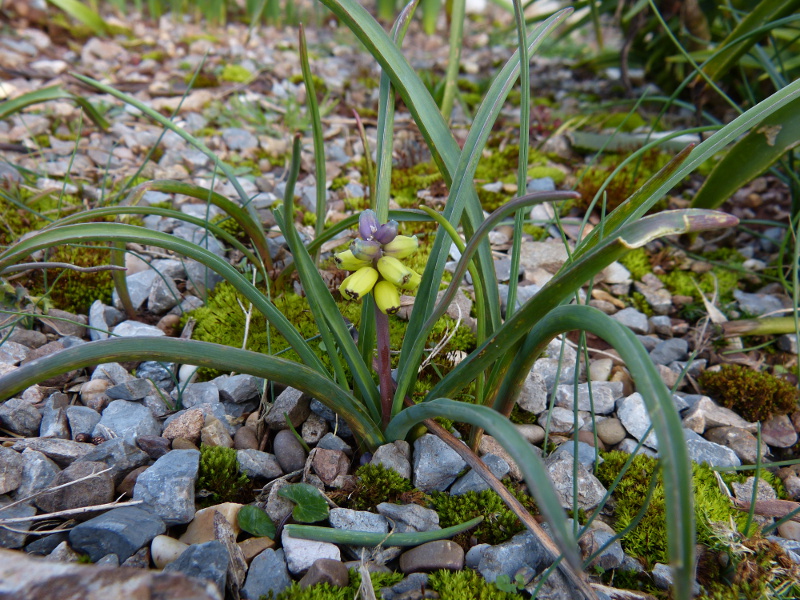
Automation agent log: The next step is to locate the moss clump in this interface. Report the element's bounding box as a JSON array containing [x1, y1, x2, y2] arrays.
[[336, 463, 416, 511], [196, 444, 250, 506], [698, 365, 799, 422], [429, 483, 538, 548], [618, 247, 652, 280], [275, 568, 402, 600], [428, 569, 525, 600], [596, 451, 765, 569], [220, 64, 255, 84]]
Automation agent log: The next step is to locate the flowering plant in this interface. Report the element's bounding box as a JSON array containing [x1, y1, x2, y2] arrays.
[[0, 0, 795, 598]]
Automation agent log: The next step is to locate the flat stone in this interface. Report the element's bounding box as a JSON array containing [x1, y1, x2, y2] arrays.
[[413, 434, 467, 492], [273, 429, 307, 473], [519, 240, 570, 273], [162, 408, 205, 444], [329, 507, 390, 559], [281, 528, 340, 575], [611, 308, 649, 334], [12, 449, 60, 500], [682, 396, 756, 434], [733, 289, 786, 316], [0, 498, 35, 548], [517, 370, 548, 414], [0, 397, 41, 436], [111, 320, 166, 337], [11, 438, 94, 468], [532, 338, 578, 391], [317, 433, 353, 456], [265, 479, 294, 524], [683, 429, 741, 468], [0, 548, 222, 600], [399, 540, 464, 573], [478, 530, 548, 583], [180, 382, 220, 408], [579, 528, 624, 570], [704, 427, 769, 464], [0, 446, 23, 495], [35, 460, 114, 513], [301, 413, 329, 445], [371, 441, 412, 479], [237, 449, 282, 480], [148, 274, 181, 314], [93, 400, 161, 445], [65, 406, 101, 439], [213, 374, 262, 403], [38, 308, 87, 338], [311, 448, 349, 485], [479, 435, 523, 480], [69, 505, 166, 562], [309, 399, 353, 439], [595, 418, 627, 446], [242, 549, 292, 600], [554, 381, 622, 415], [376, 503, 440, 533], [77, 437, 150, 486], [550, 441, 602, 468], [515, 424, 545, 444], [450, 453, 510, 495], [136, 436, 171, 460], [133, 449, 200, 525], [649, 338, 689, 366], [545, 452, 608, 511], [200, 416, 234, 448], [106, 378, 155, 401], [761, 413, 798, 448], [113, 269, 158, 311], [547, 406, 584, 434], [162, 540, 229, 597], [0, 341, 29, 365], [135, 361, 176, 391], [238, 537, 276, 565], [299, 558, 350, 589], [616, 393, 658, 450]]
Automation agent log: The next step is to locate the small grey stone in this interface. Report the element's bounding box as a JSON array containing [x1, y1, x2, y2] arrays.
[[0, 497, 34, 549], [12, 449, 60, 500], [266, 387, 310, 430], [0, 397, 42, 436], [683, 429, 741, 468], [778, 334, 798, 354], [112, 269, 158, 311], [91, 362, 135, 385], [413, 434, 467, 492], [135, 361, 176, 391], [317, 433, 352, 456], [682, 396, 756, 434], [66, 406, 101, 438], [93, 400, 161, 445], [611, 308, 650, 334], [465, 543, 490, 569], [733, 289, 786, 317], [550, 441, 602, 468], [213, 374, 262, 403], [0, 447, 23, 495], [329, 508, 390, 560], [615, 439, 657, 457], [649, 315, 673, 337], [371, 441, 411, 479], [554, 381, 622, 415], [545, 452, 608, 511], [309, 399, 353, 439], [77, 437, 150, 485], [273, 429, 307, 473], [649, 338, 689, 366], [616, 393, 658, 449], [69, 505, 166, 562], [527, 176, 556, 193], [478, 530, 548, 583], [237, 449, 282, 480], [301, 413, 329, 445], [281, 528, 340, 575], [381, 573, 429, 600], [517, 370, 548, 414], [376, 503, 440, 533], [595, 418, 627, 446], [704, 426, 768, 465], [11, 438, 93, 468], [399, 540, 463, 573], [148, 274, 181, 314], [38, 401, 69, 439], [38, 308, 87, 338], [0, 340, 29, 365], [450, 453, 510, 495], [222, 127, 258, 151], [163, 540, 228, 597], [548, 406, 583, 434], [133, 449, 200, 525], [180, 382, 220, 408], [111, 320, 166, 337], [532, 338, 579, 391], [761, 413, 798, 448], [242, 549, 292, 600], [25, 531, 70, 555], [106, 378, 155, 401], [35, 460, 114, 513], [580, 529, 624, 570]]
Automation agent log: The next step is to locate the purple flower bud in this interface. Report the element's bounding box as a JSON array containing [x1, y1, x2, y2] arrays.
[[350, 238, 382, 261], [374, 220, 399, 245], [359, 209, 379, 240]]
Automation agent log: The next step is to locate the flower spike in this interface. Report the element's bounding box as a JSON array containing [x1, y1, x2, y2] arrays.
[[339, 267, 378, 301]]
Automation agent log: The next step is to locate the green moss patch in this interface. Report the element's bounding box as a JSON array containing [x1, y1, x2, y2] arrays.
[[699, 365, 799, 422]]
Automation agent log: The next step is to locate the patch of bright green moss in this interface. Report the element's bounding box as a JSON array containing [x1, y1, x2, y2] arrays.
[[220, 64, 255, 84], [339, 463, 416, 511], [429, 482, 538, 548], [428, 569, 524, 600], [618, 247, 652, 280], [275, 569, 403, 600], [196, 444, 251, 506], [527, 166, 566, 185], [699, 365, 799, 422], [141, 50, 165, 61]]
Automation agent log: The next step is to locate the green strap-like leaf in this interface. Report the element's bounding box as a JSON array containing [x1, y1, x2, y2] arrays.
[[0, 223, 324, 372], [0, 85, 108, 130], [0, 337, 383, 448]]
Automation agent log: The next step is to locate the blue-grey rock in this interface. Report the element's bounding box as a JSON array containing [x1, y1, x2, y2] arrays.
[[0, 340, 29, 366], [0, 447, 23, 495], [683, 428, 741, 468], [111, 320, 166, 337], [34, 460, 114, 513], [25, 531, 70, 555], [112, 269, 157, 311], [615, 438, 658, 457], [616, 393, 658, 450], [733, 289, 786, 317], [778, 334, 798, 354], [11, 438, 93, 468], [135, 361, 176, 391], [150, 258, 186, 279], [580, 529, 624, 570], [91, 362, 134, 384], [148, 274, 181, 314], [213, 374, 262, 403], [309, 399, 353, 439], [66, 406, 101, 438], [545, 452, 607, 511], [329, 508, 391, 560], [532, 337, 578, 391], [106, 378, 154, 401], [0, 497, 35, 549], [317, 433, 352, 456], [516, 370, 548, 414], [376, 503, 440, 533], [38, 401, 69, 439], [649, 315, 673, 337], [179, 382, 220, 408], [465, 543, 490, 568], [242, 549, 292, 600], [478, 531, 548, 583], [344, 182, 364, 198], [413, 434, 467, 492], [649, 338, 688, 366], [636, 334, 660, 352], [370, 441, 411, 479], [527, 177, 556, 193], [0, 398, 41, 436], [611, 308, 649, 335], [69, 506, 166, 562], [77, 437, 150, 485], [12, 449, 60, 499], [133, 449, 199, 525], [272, 429, 306, 473], [222, 127, 258, 151], [550, 441, 603, 468], [554, 381, 622, 415], [163, 540, 228, 597], [236, 449, 282, 480], [381, 573, 430, 600], [450, 453, 510, 495], [93, 400, 161, 444]]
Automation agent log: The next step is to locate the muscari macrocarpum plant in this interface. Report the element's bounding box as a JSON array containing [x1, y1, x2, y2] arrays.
[[3, 0, 800, 598]]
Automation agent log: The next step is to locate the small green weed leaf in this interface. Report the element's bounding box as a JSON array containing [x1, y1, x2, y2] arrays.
[[278, 483, 330, 523], [238, 505, 276, 538]]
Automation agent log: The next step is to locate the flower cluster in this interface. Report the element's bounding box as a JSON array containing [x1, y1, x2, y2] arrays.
[[336, 209, 420, 314]]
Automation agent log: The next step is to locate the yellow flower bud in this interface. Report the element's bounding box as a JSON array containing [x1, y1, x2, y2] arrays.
[[373, 280, 401, 314], [377, 256, 413, 287], [382, 235, 418, 259], [399, 268, 421, 291], [339, 267, 378, 301], [334, 249, 371, 271]]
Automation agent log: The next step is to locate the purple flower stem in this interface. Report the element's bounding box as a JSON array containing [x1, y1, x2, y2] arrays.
[[374, 302, 393, 428]]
